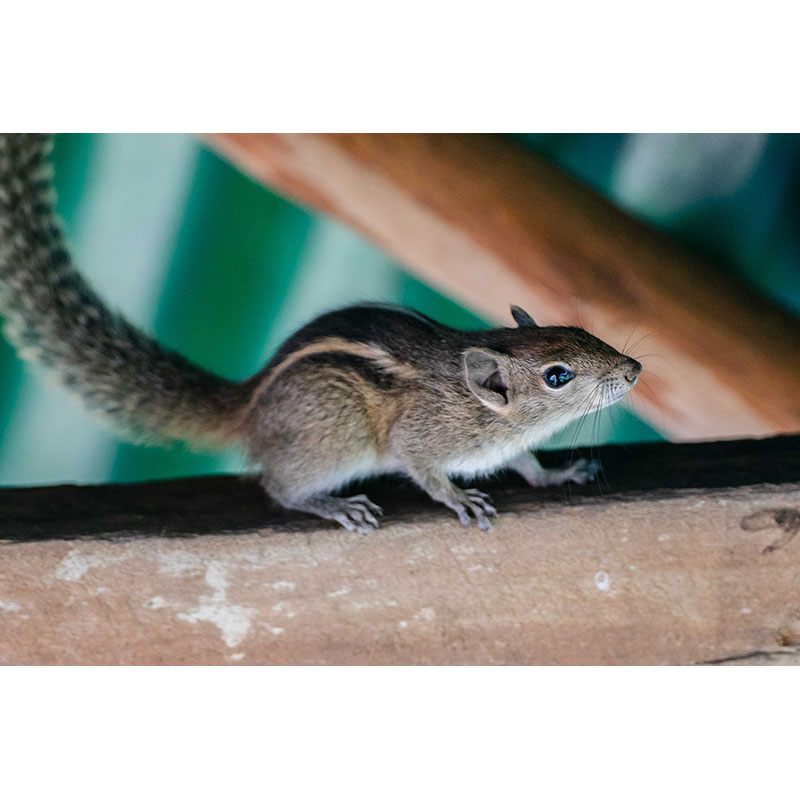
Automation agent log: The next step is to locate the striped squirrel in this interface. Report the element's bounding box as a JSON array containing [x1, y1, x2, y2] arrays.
[[0, 133, 641, 532]]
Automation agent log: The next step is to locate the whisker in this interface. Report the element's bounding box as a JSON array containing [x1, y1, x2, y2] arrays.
[[566, 384, 602, 453], [627, 328, 663, 355], [621, 313, 645, 356], [593, 386, 611, 495], [562, 384, 603, 501], [608, 402, 637, 456], [639, 375, 668, 409], [644, 372, 669, 389], [623, 394, 649, 428], [568, 385, 606, 495], [631, 353, 675, 371]]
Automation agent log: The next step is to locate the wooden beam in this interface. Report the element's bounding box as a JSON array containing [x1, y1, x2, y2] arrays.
[[204, 133, 800, 441], [2, 436, 800, 665]]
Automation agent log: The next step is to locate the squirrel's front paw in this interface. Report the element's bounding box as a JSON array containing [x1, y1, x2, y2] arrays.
[[527, 458, 600, 487], [560, 458, 601, 485]]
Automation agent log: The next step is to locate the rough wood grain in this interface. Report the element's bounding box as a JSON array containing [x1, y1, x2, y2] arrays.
[[204, 133, 800, 441], [1, 436, 799, 665]]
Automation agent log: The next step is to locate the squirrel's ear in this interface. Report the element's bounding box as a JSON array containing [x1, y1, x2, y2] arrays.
[[510, 305, 537, 328], [464, 348, 511, 410]]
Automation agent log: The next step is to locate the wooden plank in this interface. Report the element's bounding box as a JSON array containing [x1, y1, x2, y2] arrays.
[[204, 133, 800, 441], [2, 436, 800, 665]]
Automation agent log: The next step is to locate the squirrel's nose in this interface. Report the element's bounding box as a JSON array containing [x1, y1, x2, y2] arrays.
[[623, 358, 642, 384]]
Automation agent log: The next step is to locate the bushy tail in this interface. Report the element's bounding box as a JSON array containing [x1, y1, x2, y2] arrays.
[[0, 133, 246, 446]]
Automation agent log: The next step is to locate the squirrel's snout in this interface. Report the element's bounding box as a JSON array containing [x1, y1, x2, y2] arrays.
[[623, 358, 642, 384]]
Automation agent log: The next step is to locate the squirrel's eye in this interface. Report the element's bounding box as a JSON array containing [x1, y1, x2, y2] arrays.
[[544, 365, 574, 388]]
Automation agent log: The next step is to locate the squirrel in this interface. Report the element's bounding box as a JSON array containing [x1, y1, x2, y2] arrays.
[[0, 133, 641, 533]]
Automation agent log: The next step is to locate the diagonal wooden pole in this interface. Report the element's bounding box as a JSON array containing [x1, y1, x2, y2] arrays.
[[205, 133, 800, 440]]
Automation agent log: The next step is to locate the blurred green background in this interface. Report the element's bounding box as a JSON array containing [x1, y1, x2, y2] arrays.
[[0, 133, 797, 486]]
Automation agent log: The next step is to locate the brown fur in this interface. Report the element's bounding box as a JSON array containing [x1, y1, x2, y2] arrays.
[[234, 312, 640, 531]]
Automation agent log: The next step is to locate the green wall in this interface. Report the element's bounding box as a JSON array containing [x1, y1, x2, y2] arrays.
[[1, 134, 796, 486]]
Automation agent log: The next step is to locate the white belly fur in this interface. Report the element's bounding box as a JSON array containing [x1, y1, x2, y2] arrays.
[[309, 451, 405, 495], [444, 418, 570, 479], [312, 418, 572, 492]]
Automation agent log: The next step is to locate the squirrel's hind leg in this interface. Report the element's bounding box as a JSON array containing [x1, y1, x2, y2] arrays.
[[245, 360, 392, 533], [268, 488, 383, 534], [252, 418, 386, 533], [260, 465, 383, 533]]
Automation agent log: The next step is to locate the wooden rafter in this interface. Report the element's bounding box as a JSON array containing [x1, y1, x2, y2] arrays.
[[205, 133, 800, 441]]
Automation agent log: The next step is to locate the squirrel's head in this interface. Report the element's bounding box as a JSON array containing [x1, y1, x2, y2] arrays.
[[463, 305, 641, 431]]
